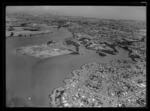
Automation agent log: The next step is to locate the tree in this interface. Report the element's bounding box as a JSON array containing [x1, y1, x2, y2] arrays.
[[10, 32, 14, 36], [18, 34, 22, 37], [8, 26, 14, 31], [47, 40, 54, 45], [20, 23, 27, 27]]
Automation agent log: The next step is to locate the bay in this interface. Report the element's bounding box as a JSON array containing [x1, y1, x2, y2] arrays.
[[6, 27, 130, 107]]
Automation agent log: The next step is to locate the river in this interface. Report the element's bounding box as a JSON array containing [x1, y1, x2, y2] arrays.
[[6, 27, 130, 107]]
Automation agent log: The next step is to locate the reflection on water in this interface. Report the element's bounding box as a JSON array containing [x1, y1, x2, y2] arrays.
[[6, 28, 130, 107]]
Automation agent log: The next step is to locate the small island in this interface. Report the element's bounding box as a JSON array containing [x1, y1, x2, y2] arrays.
[[15, 39, 80, 58]]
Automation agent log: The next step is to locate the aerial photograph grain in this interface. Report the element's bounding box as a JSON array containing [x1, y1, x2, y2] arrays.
[[6, 6, 146, 107]]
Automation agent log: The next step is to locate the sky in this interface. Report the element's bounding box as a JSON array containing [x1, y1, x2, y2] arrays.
[[6, 6, 146, 21]]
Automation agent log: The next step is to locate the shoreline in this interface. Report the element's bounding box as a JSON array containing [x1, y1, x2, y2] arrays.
[[6, 31, 55, 40]]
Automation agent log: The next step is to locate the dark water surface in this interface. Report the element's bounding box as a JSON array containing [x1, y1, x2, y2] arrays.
[[6, 28, 130, 107]]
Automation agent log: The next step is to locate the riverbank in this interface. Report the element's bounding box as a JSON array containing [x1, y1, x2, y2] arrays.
[[6, 26, 58, 39]]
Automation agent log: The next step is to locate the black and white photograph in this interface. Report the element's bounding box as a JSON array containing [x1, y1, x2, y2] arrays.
[[5, 5, 146, 107]]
